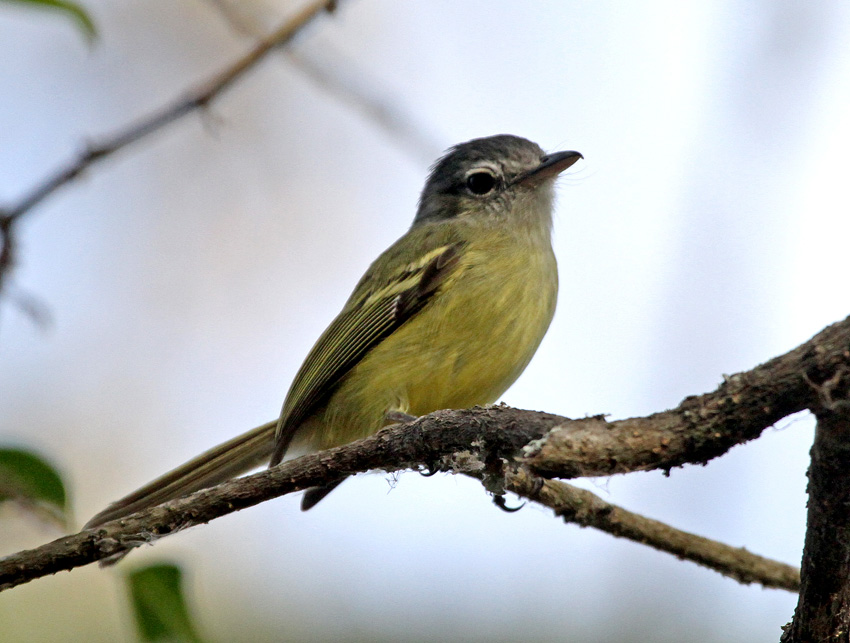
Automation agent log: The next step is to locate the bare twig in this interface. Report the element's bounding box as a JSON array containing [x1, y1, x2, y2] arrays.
[[504, 469, 800, 592], [0, 216, 15, 305], [0, 0, 340, 293], [2, 0, 337, 223], [206, 0, 442, 163], [287, 49, 442, 163], [4, 314, 849, 592]]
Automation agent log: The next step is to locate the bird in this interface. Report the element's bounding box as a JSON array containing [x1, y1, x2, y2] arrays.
[[85, 134, 581, 528]]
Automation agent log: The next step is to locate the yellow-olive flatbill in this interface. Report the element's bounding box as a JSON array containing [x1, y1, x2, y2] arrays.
[[85, 135, 582, 527]]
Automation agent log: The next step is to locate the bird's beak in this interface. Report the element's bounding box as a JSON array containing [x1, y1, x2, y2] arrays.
[[514, 150, 583, 187]]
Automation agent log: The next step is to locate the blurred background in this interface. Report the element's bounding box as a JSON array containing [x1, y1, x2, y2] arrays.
[[1, 1, 849, 641]]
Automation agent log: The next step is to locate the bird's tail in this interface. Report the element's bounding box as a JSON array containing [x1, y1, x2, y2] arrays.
[[84, 420, 277, 529]]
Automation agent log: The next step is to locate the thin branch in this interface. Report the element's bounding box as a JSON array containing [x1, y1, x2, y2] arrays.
[[0, 215, 15, 307], [0, 0, 340, 295], [3, 315, 848, 592], [286, 49, 443, 164], [205, 0, 442, 163], [504, 469, 800, 592], [1, 0, 338, 223]]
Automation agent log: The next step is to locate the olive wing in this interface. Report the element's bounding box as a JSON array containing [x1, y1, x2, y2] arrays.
[[270, 242, 463, 465]]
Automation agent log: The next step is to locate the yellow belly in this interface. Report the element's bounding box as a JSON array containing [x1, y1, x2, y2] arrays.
[[303, 237, 558, 451]]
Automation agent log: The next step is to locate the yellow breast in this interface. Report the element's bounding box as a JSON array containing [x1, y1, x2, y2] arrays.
[[307, 232, 558, 451]]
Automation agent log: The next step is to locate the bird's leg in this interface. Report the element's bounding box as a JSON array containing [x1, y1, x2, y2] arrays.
[[385, 410, 417, 424], [493, 495, 525, 513], [384, 410, 444, 477]]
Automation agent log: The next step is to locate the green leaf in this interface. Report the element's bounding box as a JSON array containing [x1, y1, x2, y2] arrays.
[[0, 447, 68, 526], [3, 0, 97, 41], [127, 563, 204, 643]]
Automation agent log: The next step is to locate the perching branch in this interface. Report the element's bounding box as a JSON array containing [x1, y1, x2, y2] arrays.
[[523, 314, 850, 479], [0, 0, 340, 293], [0, 406, 797, 593], [4, 314, 849, 593]]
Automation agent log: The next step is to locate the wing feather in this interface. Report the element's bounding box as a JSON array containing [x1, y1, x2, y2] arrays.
[[269, 241, 463, 464]]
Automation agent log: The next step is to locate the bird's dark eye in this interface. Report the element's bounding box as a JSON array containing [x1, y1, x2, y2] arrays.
[[466, 171, 497, 195]]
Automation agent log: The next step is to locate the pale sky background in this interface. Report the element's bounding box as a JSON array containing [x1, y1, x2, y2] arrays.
[[1, 1, 849, 641]]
